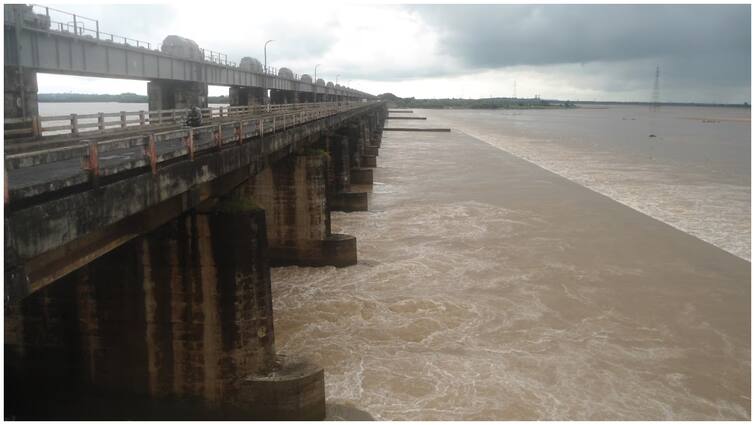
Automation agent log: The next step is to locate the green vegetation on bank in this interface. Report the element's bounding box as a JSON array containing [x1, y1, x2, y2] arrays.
[[39, 92, 230, 104], [377, 93, 575, 109]]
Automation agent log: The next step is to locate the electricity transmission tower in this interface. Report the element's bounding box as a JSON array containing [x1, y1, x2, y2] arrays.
[[650, 65, 661, 111]]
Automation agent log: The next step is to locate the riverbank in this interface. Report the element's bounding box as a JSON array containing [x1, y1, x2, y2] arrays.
[[271, 117, 750, 419]]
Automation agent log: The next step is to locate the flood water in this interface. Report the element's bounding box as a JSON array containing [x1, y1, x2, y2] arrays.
[[271, 106, 750, 420], [419, 106, 751, 260], [33, 102, 751, 420]]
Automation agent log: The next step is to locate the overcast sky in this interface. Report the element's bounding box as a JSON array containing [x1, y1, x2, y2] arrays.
[[36, 3, 751, 103]]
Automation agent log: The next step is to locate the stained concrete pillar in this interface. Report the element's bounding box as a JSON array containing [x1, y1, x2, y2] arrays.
[[242, 152, 357, 267], [360, 118, 379, 168], [4, 205, 325, 420], [347, 121, 373, 186], [323, 133, 369, 212], [229, 86, 265, 106], [148, 80, 208, 111]]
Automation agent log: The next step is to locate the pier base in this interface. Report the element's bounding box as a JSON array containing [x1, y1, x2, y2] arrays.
[[238, 356, 325, 420], [361, 155, 377, 168], [350, 167, 373, 185], [330, 191, 369, 212]]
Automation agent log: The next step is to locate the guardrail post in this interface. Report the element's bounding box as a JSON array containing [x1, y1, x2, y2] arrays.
[[184, 129, 195, 160], [215, 125, 222, 148], [120, 111, 127, 128], [84, 140, 99, 182], [71, 114, 79, 135], [97, 112, 105, 131], [146, 134, 157, 174], [139, 111, 146, 126], [238, 121, 244, 145], [32, 116, 41, 137]]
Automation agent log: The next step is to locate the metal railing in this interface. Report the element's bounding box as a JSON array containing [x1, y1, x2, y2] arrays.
[[6, 101, 379, 190], [4, 102, 355, 138], [29, 4, 153, 49]]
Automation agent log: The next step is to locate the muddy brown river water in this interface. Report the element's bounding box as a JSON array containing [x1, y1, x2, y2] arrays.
[[271, 107, 750, 420]]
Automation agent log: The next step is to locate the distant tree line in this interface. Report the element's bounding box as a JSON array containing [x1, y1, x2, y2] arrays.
[[377, 93, 575, 109], [39, 93, 230, 104]]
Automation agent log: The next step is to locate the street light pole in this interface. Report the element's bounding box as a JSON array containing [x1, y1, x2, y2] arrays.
[[264, 39, 274, 109], [335, 74, 340, 103], [314, 63, 320, 103], [264, 39, 274, 74]]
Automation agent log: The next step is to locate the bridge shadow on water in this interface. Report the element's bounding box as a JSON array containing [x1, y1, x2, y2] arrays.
[[326, 403, 376, 421], [6, 365, 375, 420]]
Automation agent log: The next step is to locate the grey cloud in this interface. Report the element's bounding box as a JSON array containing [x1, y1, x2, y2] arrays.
[[410, 5, 749, 69]]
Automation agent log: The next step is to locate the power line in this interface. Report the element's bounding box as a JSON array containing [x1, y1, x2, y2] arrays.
[[650, 65, 661, 111]]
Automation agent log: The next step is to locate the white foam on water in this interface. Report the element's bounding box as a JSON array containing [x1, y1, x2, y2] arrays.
[[269, 115, 749, 420], [271, 199, 748, 420], [423, 109, 750, 260]]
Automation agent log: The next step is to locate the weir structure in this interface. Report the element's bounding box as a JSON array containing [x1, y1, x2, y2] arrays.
[[3, 4, 387, 420]]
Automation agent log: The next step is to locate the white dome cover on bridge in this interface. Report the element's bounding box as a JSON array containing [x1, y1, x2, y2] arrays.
[[316, 78, 325, 86], [300, 74, 313, 83], [239, 57, 263, 73], [278, 67, 294, 79], [326, 82, 334, 88], [161, 35, 202, 61]]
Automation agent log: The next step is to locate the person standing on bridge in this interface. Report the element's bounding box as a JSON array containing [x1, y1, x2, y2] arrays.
[[186, 105, 203, 127]]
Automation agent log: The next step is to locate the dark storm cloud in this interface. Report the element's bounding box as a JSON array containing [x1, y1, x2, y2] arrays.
[[410, 4, 750, 70]]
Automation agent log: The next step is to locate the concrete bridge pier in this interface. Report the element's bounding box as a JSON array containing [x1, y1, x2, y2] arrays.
[[148, 80, 208, 111], [360, 118, 379, 167], [4, 204, 326, 420], [4, 66, 38, 120], [299, 92, 315, 103], [269, 89, 285, 104], [229, 86, 265, 106], [347, 121, 374, 185], [240, 149, 358, 267], [368, 113, 382, 148], [326, 132, 370, 212], [270, 89, 298, 105]]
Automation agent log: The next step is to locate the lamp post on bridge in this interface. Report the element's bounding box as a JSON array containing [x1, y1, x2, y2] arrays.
[[336, 74, 340, 103], [264, 39, 274, 109], [264, 39, 275, 74], [314, 64, 321, 103]]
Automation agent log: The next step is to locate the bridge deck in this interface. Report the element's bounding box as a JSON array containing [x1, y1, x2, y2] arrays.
[[5, 100, 385, 300], [6, 102, 365, 201], [5, 5, 371, 98]]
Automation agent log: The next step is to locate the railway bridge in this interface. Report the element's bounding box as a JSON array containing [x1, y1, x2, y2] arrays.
[[4, 4, 386, 420]]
